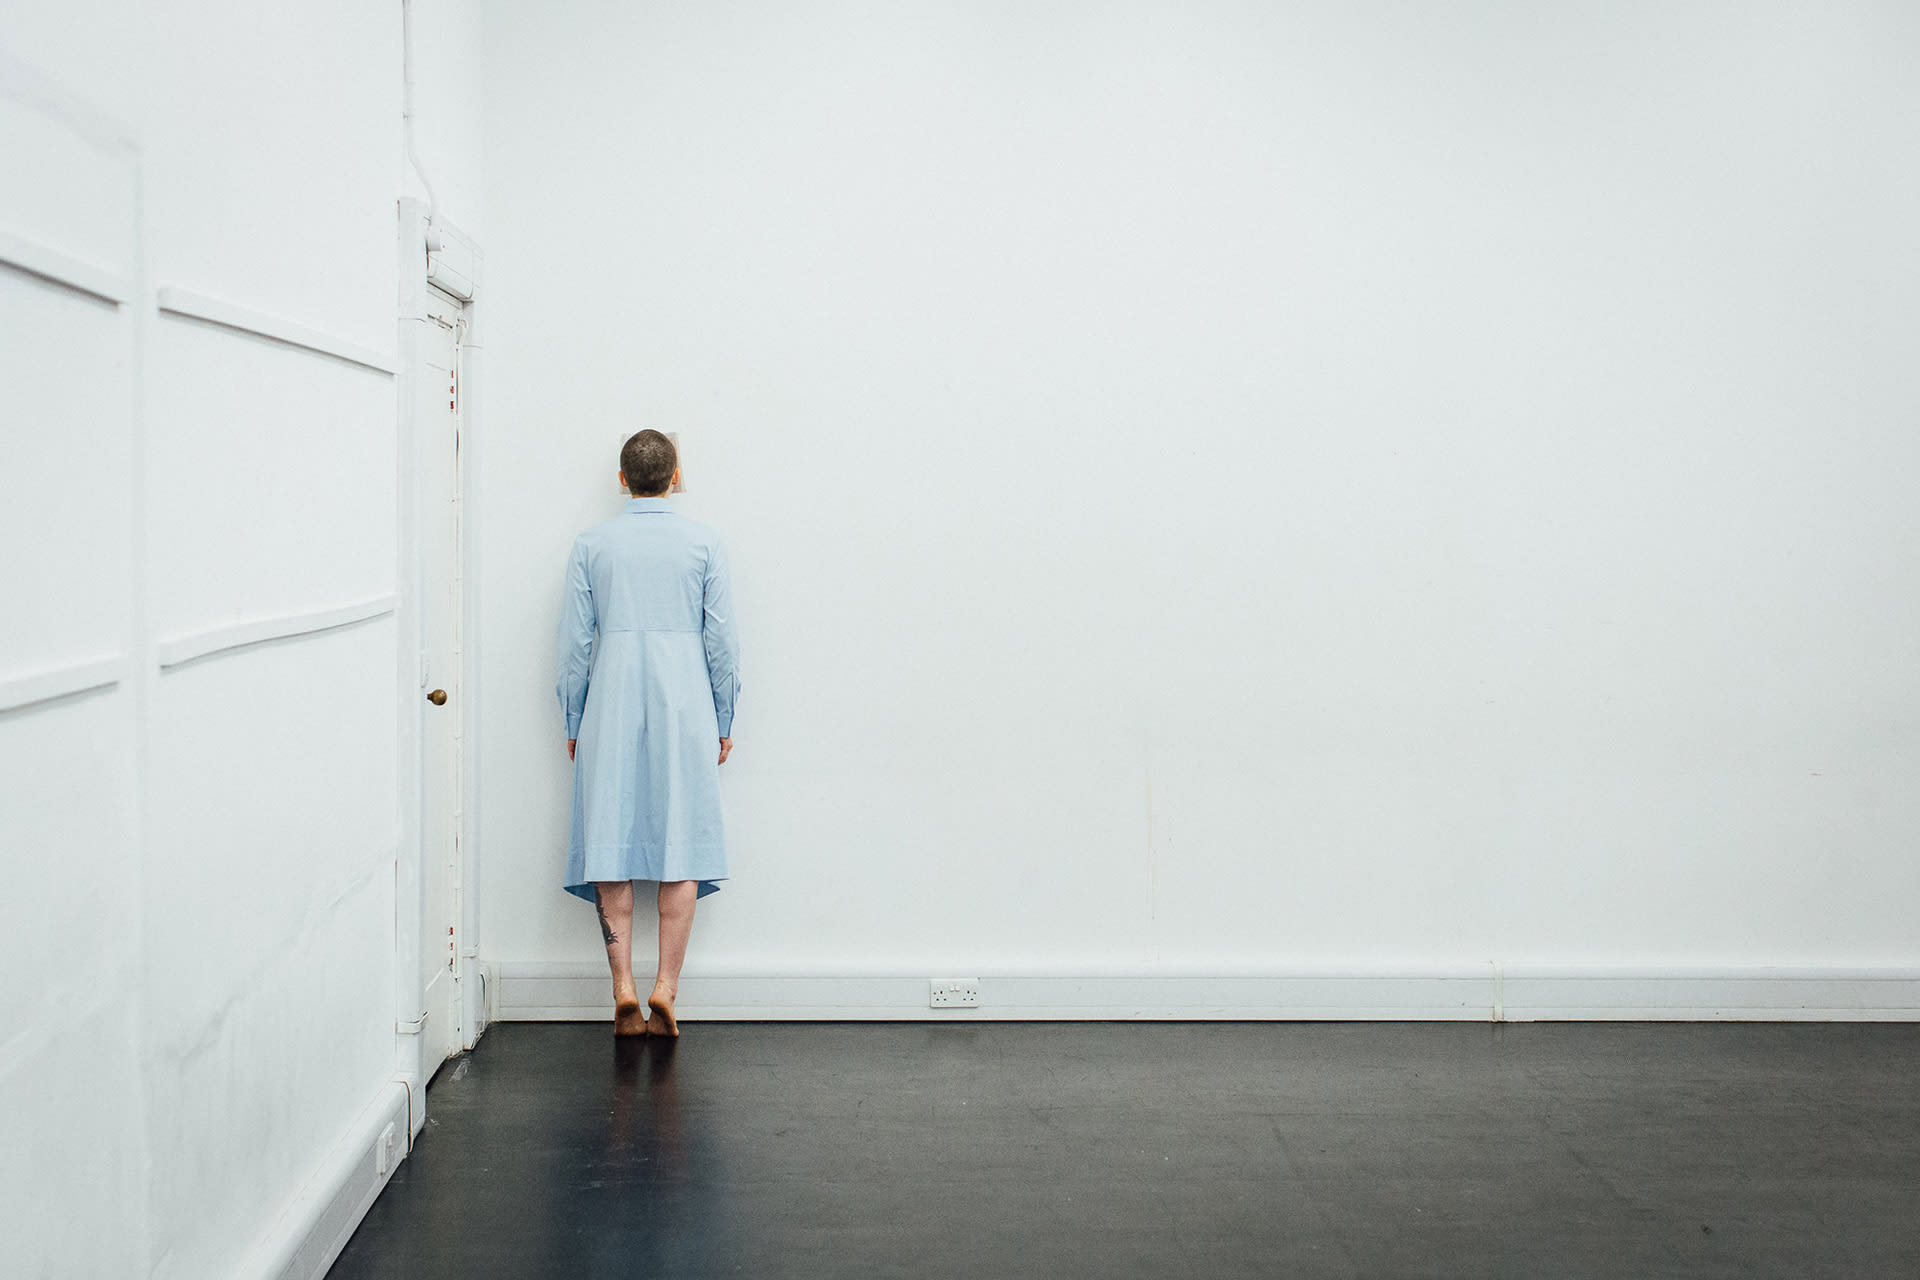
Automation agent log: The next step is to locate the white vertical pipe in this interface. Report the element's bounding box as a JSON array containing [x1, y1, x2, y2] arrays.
[[400, 0, 438, 231], [455, 239, 487, 1047], [391, 198, 431, 1139]]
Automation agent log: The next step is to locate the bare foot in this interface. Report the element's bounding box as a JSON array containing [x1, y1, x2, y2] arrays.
[[646, 985, 679, 1037], [614, 984, 647, 1037]]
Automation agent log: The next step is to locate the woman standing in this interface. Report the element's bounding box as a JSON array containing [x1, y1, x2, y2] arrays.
[[556, 429, 739, 1035]]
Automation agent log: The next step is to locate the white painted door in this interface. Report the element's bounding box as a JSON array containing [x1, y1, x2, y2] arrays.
[[418, 287, 465, 1073]]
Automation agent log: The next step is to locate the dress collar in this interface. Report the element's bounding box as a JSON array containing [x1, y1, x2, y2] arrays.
[[623, 497, 675, 514]]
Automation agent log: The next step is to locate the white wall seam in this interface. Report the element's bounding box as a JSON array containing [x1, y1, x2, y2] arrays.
[[123, 90, 160, 1280]]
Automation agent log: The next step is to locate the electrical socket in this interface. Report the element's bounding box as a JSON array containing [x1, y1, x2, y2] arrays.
[[930, 978, 980, 1008], [377, 1122, 400, 1176]]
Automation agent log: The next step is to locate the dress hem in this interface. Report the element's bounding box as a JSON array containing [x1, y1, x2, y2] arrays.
[[565, 877, 725, 902]]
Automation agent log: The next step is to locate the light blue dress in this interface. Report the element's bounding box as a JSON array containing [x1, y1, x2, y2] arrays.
[[556, 497, 739, 902]]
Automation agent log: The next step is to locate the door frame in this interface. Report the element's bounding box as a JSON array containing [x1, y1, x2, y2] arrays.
[[395, 198, 487, 1138]]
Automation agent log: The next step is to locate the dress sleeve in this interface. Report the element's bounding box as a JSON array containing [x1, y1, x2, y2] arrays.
[[555, 538, 596, 738], [701, 539, 741, 738]]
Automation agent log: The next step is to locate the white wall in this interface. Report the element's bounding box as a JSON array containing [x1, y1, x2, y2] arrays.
[[477, 0, 1920, 1006], [1, 1, 482, 1274]]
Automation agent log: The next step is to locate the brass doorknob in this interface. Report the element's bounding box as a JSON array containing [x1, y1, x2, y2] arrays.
[[428, 689, 448, 705]]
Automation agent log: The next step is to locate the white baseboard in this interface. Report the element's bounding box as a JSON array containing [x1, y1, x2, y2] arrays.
[[1494, 969, 1920, 1021], [236, 1082, 411, 1280], [492, 963, 1920, 1023]]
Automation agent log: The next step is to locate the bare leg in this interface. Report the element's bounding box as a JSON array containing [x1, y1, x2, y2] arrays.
[[648, 880, 698, 1036], [594, 881, 647, 1035]]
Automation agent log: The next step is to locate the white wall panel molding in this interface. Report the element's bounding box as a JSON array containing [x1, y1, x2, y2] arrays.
[[0, 227, 130, 304], [491, 964, 1920, 1023], [156, 286, 396, 376], [157, 595, 399, 671], [0, 654, 127, 713], [232, 1082, 409, 1280]]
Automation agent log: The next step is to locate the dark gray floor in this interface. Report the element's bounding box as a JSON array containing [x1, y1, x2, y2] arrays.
[[327, 1021, 1920, 1279]]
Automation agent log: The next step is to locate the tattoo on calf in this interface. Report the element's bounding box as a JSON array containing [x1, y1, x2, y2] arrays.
[[594, 897, 618, 946]]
